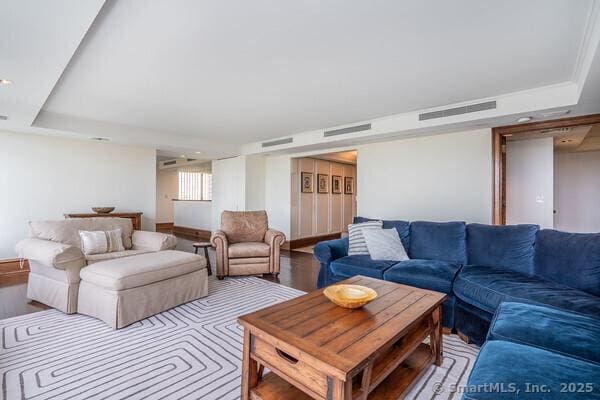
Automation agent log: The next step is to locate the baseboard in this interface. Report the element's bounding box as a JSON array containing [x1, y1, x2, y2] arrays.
[[156, 222, 174, 231], [286, 233, 342, 250], [172, 225, 211, 240], [0, 258, 30, 279]]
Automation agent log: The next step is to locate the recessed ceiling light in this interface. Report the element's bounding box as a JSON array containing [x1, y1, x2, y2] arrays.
[[0, 79, 12, 85], [516, 117, 532, 123], [195, 151, 202, 154], [180, 154, 186, 158], [504, 134, 513, 137]]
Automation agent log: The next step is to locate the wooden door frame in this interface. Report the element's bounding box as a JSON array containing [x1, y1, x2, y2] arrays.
[[492, 113, 600, 225]]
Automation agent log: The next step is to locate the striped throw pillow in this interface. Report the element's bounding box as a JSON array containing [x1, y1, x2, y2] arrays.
[[348, 220, 383, 255], [79, 229, 125, 255]]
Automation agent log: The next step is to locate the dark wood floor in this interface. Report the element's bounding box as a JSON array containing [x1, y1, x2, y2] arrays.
[[0, 235, 320, 320]]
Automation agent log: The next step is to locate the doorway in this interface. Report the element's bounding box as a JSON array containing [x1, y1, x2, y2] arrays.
[[289, 150, 357, 252], [493, 114, 600, 232]]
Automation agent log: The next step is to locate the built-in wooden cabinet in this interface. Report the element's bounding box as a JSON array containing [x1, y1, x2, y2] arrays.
[[290, 157, 356, 240]]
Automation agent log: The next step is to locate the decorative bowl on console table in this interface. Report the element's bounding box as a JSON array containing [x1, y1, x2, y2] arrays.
[[91, 207, 115, 214]]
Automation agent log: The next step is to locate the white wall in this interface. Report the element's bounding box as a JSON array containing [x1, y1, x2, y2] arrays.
[[554, 150, 600, 232], [245, 155, 266, 211], [259, 129, 494, 239], [0, 131, 156, 258], [156, 168, 178, 223], [211, 156, 246, 230], [265, 155, 292, 237], [356, 129, 493, 223], [174, 201, 212, 229], [506, 138, 554, 228]]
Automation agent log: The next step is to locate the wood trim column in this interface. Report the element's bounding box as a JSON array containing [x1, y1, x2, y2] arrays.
[[492, 128, 506, 225]]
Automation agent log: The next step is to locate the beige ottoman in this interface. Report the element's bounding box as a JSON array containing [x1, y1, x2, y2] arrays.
[[78, 250, 208, 328]]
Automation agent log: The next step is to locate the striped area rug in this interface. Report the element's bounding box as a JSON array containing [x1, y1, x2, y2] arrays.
[[1, 277, 478, 400]]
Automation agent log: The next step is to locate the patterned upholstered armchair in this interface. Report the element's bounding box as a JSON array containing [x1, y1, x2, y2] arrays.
[[210, 210, 286, 280]]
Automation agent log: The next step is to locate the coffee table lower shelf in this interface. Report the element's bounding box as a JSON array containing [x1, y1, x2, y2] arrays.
[[250, 344, 433, 400]]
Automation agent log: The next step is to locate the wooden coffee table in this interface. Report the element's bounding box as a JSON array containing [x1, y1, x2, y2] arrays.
[[238, 275, 446, 400]]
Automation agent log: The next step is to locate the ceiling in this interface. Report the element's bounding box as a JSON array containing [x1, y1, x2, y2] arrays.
[[309, 150, 358, 165], [556, 124, 600, 152], [0, 1, 104, 126], [1, 0, 600, 159], [507, 124, 600, 153]]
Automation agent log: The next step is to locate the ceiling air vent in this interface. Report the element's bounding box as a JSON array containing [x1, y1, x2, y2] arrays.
[[419, 101, 496, 121], [0, 115, 7, 120], [540, 128, 570, 135], [262, 137, 293, 148], [163, 160, 177, 166], [324, 123, 371, 137]]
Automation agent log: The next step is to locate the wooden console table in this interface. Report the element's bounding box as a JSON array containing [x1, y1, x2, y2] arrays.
[[238, 275, 446, 400], [64, 212, 143, 230]]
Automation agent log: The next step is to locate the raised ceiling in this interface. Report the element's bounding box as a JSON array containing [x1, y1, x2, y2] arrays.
[[507, 124, 600, 153], [2, 0, 600, 158]]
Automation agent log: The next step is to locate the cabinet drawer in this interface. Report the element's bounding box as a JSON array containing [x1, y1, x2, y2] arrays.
[[252, 335, 329, 398]]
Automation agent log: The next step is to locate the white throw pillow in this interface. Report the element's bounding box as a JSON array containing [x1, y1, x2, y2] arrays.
[[363, 228, 409, 261], [79, 229, 125, 255], [347, 220, 383, 255]]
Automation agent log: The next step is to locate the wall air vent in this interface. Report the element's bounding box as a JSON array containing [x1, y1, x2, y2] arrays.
[[163, 160, 177, 166], [261, 137, 293, 148], [419, 101, 497, 121], [324, 123, 371, 137]]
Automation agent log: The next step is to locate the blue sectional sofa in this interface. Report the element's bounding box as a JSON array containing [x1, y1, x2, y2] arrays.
[[316, 218, 466, 329], [464, 302, 600, 399], [314, 217, 600, 345]]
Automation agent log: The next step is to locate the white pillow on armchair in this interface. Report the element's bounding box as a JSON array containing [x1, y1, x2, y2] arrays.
[[79, 229, 125, 255], [363, 228, 409, 261]]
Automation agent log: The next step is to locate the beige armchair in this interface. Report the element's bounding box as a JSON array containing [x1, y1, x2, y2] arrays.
[[211, 210, 285, 280], [15, 218, 177, 314]]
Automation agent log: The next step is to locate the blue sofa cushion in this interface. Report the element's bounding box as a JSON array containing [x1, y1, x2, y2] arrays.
[[464, 340, 600, 400], [314, 237, 349, 265], [454, 265, 600, 318], [409, 221, 466, 264], [330, 255, 397, 280], [534, 229, 600, 297], [488, 302, 600, 365], [466, 223, 538, 275], [383, 259, 460, 294], [353, 216, 410, 249]]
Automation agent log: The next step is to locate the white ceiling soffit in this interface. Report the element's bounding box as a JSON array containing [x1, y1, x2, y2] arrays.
[[32, 0, 598, 152], [244, 0, 600, 155], [0, 0, 105, 128], [0, 0, 598, 158]]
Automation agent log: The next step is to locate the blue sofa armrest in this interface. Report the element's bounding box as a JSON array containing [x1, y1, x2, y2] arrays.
[[314, 237, 349, 288]]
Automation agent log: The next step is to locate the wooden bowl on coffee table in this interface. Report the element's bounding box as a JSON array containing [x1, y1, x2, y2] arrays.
[[324, 284, 378, 308]]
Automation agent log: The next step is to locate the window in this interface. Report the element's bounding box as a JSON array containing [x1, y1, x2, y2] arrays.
[[178, 171, 212, 200]]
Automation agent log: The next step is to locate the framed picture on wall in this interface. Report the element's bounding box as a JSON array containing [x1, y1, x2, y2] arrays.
[[317, 174, 329, 193], [332, 175, 342, 194], [301, 172, 313, 193], [344, 176, 354, 194]]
